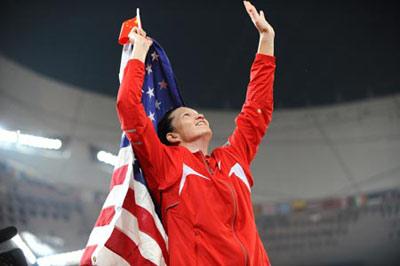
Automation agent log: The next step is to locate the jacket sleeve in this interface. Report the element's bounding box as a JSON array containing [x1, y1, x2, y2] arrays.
[[116, 59, 182, 191], [226, 54, 276, 168]]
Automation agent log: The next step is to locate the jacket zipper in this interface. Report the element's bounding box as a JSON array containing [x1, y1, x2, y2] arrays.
[[200, 153, 248, 265], [222, 180, 249, 266], [200, 153, 213, 175]]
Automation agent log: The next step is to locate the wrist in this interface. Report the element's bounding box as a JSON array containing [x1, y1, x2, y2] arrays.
[[257, 36, 274, 56], [259, 32, 274, 42], [130, 42, 150, 63]]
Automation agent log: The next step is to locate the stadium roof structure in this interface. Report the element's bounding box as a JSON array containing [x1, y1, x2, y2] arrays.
[[1, 54, 399, 201]]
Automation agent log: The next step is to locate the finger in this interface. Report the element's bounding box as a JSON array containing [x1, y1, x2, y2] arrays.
[[243, 1, 257, 13], [243, 1, 259, 21], [260, 10, 265, 20], [130, 26, 139, 35], [146, 37, 153, 45], [138, 28, 147, 37], [243, 1, 255, 16], [243, 0, 254, 11], [259, 10, 272, 28], [128, 32, 136, 44]]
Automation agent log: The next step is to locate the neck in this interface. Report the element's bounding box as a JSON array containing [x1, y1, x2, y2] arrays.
[[180, 138, 209, 155]]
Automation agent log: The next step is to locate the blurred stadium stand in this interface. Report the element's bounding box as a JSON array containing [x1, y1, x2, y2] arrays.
[[255, 189, 400, 265], [1, 158, 399, 265]]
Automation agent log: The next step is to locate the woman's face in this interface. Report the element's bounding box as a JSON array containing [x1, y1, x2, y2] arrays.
[[168, 107, 212, 144]]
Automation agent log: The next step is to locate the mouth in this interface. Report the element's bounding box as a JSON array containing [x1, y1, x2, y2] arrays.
[[195, 121, 206, 126]]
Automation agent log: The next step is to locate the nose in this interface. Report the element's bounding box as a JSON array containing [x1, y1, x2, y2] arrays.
[[196, 114, 205, 120]]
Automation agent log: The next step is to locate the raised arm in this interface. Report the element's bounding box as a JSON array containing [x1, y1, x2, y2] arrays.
[[116, 27, 152, 130], [226, 2, 276, 167], [116, 28, 181, 190], [244, 0, 275, 56]]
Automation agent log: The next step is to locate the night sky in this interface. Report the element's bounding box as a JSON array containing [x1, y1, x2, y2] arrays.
[[1, 0, 399, 109]]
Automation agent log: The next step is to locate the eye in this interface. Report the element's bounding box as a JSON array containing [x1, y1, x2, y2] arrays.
[[183, 113, 190, 117]]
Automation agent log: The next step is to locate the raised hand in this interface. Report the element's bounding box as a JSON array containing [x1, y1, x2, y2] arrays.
[[243, 1, 275, 56], [243, 1, 274, 37], [128, 27, 153, 62]]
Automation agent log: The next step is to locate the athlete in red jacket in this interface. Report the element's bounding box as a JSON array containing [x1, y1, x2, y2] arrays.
[[116, 2, 276, 265]]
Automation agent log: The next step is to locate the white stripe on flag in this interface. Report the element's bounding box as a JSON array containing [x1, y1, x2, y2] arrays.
[[116, 209, 166, 265], [114, 145, 134, 170], [115, 209, 139, 244], [119, 44, 133, 83], [102, 184, 129, 209], [131, 179, 168, 241], [87, 224, 114, 247], [136, 232, 166, 266], [92, 245, 130, 266]]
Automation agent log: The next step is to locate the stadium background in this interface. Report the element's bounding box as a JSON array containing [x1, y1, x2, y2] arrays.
[[1, 0, 399, 265]]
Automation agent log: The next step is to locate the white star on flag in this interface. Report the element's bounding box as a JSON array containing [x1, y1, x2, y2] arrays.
[[146, 87, 155, 99], [151, 51, 160, 61], [155, 100, 162, 110], [158, 80, 168, 89], [148, 111, 155, 122], [146, 64, 153, 75]]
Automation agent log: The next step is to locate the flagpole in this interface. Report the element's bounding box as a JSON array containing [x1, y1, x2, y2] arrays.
[[136, 8, 142, 30]]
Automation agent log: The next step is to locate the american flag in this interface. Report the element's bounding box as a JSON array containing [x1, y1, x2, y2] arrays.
[[80, 36, 183, 265]]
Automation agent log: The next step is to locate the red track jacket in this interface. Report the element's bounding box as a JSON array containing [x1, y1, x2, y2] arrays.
[[116, 53, 276, 266]]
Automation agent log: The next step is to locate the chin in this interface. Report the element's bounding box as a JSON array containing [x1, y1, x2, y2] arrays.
[[201, 128, 213, 140], [191, 128, 212, 141]]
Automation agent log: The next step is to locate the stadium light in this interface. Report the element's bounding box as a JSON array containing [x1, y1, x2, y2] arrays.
[[11, 234, 37, 264], [21, 231, 55, 257], [36, 249, 84, 266], [0, 128, 18, 143], [97, 150, 118, 167], [0, 128, 62, 150], [19, 133, 62, 150]]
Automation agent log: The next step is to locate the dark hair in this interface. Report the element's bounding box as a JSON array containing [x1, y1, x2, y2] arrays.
[[157, 107, 179, 145]]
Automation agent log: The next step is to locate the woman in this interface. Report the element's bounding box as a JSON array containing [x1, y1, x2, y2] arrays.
[[116, 1, 276, 265]]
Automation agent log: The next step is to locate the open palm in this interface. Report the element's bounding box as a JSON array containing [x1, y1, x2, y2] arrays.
[[243, 1, 274, 36]]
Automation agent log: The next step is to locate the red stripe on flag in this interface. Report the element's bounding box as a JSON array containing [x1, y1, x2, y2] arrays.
[[105, 227, 156, 266], [123, 188, 169, 262], [95, 206, 115, 227], [110, 164, 129, 189], [80, 245, 96, 266]]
